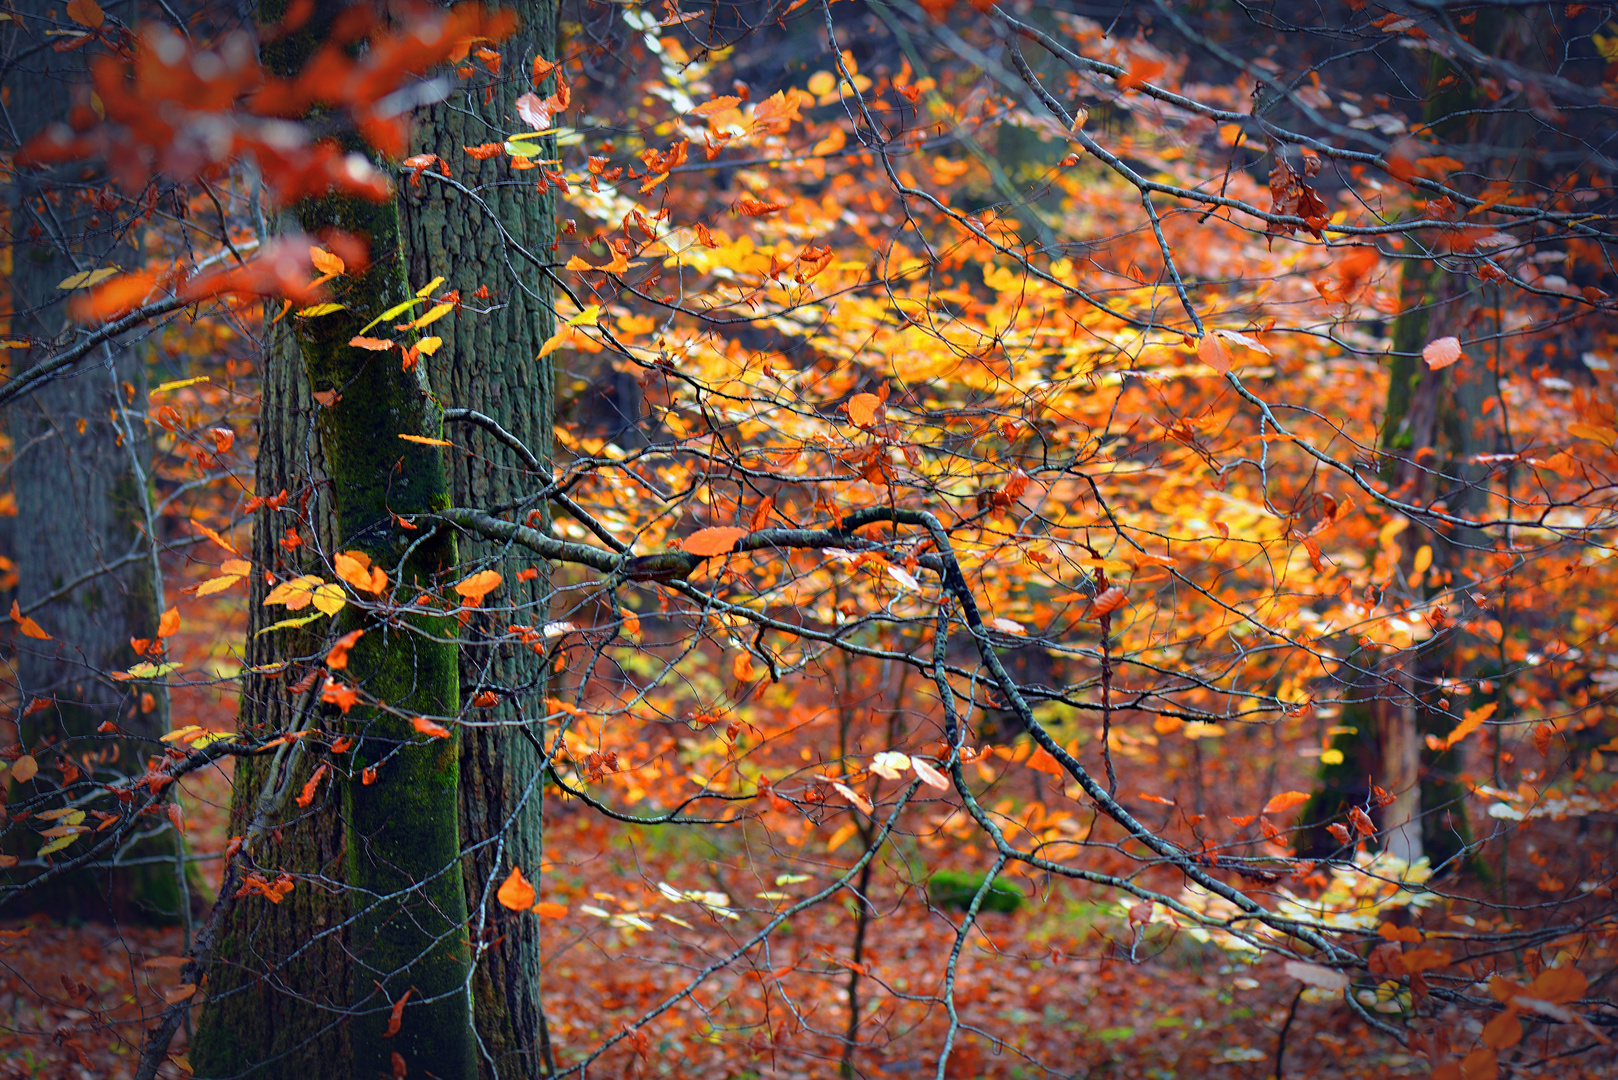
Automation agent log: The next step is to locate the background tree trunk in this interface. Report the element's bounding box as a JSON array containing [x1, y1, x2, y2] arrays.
[[399, 2, 559, 1073], [2, 0, 174, 923]]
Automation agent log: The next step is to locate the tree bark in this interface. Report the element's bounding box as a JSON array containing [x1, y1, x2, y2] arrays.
[[189, 283, 353, 1078], [399, 3, 559, 1074], [2, 0, 174, 923]]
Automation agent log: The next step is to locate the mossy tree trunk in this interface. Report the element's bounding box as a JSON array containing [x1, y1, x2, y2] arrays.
[[399, 3, 559, 1073], [1, 0, 175, 923], [194, 5, 474, 1078], [189, 274, 353, 1077]]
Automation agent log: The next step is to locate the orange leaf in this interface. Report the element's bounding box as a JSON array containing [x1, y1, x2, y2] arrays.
[[65, 0, 104, 28], [1481, 1009, 1522, 1050], [383, 988, 412, 1038], [192, 520, 239, 554], [1092, 586, 1127, 618], [295, 763, 330, 808], [735, 195, 790, 217], [732, 652, 756, 682], [398, 434, 453, 446], [68, 271, 158, 322], [1443, 701, 1495, 748], [334, 550, 388, 594], [1138, 792, 1175, 806], [1348, 805, 1377, 836], [157, 607, 181, 639], [1378, 921, 1422, 943], [681, 526, 748, 558], [464, 142, 505, 160], [321, 680, 359, 714], [1326, 822, 1352, 845], [326, 629, 364, 671], [532, 901, 568, 918], [1527, 965, 1587, 1004], [411, 716, 451, 739], [846, 392, 881, 427], [310, 246, 345, 277], [10, 600, 50, 641], [497, 866, 537, 910], [1228, 815, 1258, 827], [1262, 790, 1309, 814], [12, 755, 39, 783], [831, 780, 873, 815], [453, 569, 503, 602], [911, 757, 949, 790], [1422, 335, 1463, 370], [349, 335, 396, 351], [472, 691, 499, 708], [1197, 333, 1232, 374]]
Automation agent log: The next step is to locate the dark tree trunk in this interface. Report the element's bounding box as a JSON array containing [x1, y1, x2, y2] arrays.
[[2, 0, 174, 923], [189, 289, 353, 1078], [399, 2, 560, 1074]]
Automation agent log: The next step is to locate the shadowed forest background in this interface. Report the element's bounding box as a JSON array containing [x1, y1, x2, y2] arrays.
[[2, 0, 1617, 1077]]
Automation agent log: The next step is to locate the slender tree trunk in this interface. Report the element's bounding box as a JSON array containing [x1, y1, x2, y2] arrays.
[[1, 0, 174, 922], [399, 3, 559, 1073]]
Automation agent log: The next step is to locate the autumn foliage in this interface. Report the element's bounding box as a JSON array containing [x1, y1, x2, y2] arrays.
[[4, 1, 1618, 1078]]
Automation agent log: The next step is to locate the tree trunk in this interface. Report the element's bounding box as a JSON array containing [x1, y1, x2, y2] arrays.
[[189, 282, 353, 1078], [399, 3, 559, 1074], [2, 0, 174, 923]]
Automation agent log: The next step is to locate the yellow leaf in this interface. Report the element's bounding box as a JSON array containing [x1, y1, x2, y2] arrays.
[[297, 303, 346, 317], [416, 276, 446, 297], [405, 302, 455, 330], [264, 575, 325, 610], [310, 583, 346, 617], [564, 256, 594, 271], [398, 434, 453, 446], [221, 559, 252, 576], [152, 376, 209, 395], [256, 613, 325, 636], [565, 304, 601, 327], [415, 336, 443, 356], [195, 575, 243, 596], [37, 833, 80, 856], [56, 267, 119, 290]]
